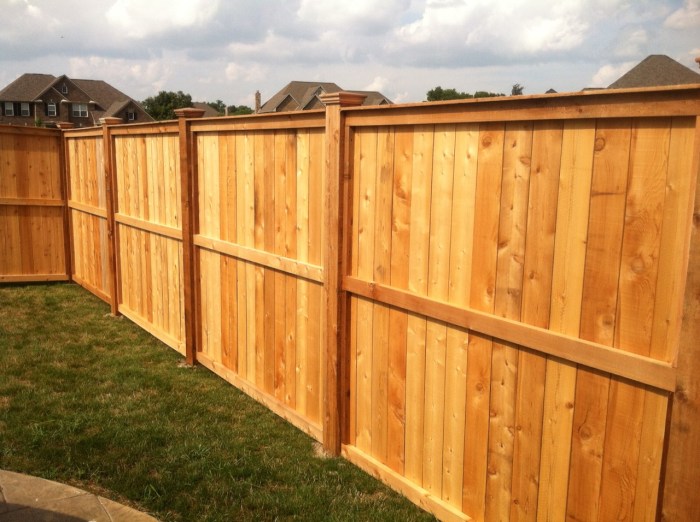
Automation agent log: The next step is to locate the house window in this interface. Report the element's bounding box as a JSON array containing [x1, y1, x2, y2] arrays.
[[20, 102, 30, 117], [47, 102, 57, 117], [127, 111, 136, 121], [72, 103, 88, 118], [4, 102, 14, 116], [61, 84, 68, 94]]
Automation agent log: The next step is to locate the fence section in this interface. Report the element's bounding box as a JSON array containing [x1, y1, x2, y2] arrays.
[[111, 123, 185, 354], [64, 129, 111, 301], [190, 114, 327, 439], [340, 91, 699, 521], [0, 127, 68, 282], [2, 85, 700, 522]]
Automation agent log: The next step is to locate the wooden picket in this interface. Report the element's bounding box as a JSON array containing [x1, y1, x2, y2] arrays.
[[2, 84, 700, 522]]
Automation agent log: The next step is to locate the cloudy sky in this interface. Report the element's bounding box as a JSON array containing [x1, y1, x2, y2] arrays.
[[2, 0, 699, 107]]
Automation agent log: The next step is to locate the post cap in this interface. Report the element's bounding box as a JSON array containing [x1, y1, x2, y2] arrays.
[[319, 92, 367, 107], [174, 107, 206, 119], [100, 117, 122, 126]]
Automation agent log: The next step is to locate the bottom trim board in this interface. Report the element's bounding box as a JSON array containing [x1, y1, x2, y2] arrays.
[[118, 304, 185, 355], [341, 445, 470, 522], [196, 352, 323, 442]]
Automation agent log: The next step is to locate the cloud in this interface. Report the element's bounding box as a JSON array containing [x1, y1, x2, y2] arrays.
[[664, 0, 700, 28], [68, 55, 176, 97], [614, 28, 648, 57], [385, 0, 622, 67], [364, 76, 390, 92], [590, 61, 635, 87], [106, 0, 220, 38], [296, 0, 411, 35]]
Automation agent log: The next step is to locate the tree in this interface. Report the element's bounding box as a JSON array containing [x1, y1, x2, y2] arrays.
[[226, 105, 253, 116], [473, 90, 505, 98], [511, 83, 525, 96], [207, 99, 226, 114], [426, 86, 505, 101], [427, 86, 472, 101], [142, 90, 193, 120]]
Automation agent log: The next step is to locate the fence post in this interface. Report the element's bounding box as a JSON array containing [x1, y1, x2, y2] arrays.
[[100, 117, 122, 316], [320, 92, 366, 455], [660, 118, 700, 521], [175, 108, 205, 366], [59, 127, 73, 283]]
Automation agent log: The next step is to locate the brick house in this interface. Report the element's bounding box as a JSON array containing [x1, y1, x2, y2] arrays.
[[257, 81, 392, 113], [0, 73, 153, 127]]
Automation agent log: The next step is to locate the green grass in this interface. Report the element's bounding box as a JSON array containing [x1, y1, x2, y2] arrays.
[[0, 283, 434, 521]]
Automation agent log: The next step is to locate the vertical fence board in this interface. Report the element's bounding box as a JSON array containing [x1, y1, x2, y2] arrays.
[[537, 120, 595, 522], [404, 125, 434, 485], [566, 119, 630, 522], [485, 122, 532, 520]]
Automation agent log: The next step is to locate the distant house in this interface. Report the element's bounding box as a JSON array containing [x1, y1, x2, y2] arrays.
[[258, 81, 392, 113], [192, 102, 220, 118], [0, 73, 153, 127], [608, 55, 700, 89]]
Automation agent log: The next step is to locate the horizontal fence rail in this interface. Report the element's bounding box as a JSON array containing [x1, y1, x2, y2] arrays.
[[1, 85, 699, 522]]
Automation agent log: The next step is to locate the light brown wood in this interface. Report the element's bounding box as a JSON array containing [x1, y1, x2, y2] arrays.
[[196, 351, 323, 442], [485, 122, 532, 520], [441, 124, 478, 509], [178, 114, 197, 364], [115, 212, 182, 240], [462, 122, 503, 520], [3, 87, 700, 522], [342, 445, 471, 522], [404, 124, 433, 486], [385, 126, 413, 475], [660, 116, 700, 522], [509, 121, 561, 522], [0, 198, 64, 207], [566, 119, 630, 522]]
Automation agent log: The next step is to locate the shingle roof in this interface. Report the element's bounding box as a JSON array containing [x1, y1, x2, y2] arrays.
[[72, 79, 134, 112], [192, 102, 220, 117], [259, 81, 392, 113], [608, 55, 700, 89], [0, 73, 56, 101]]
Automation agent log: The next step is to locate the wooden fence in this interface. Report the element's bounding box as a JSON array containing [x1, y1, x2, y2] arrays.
[[1, 85, 699, 522], [0, 126, 68, 282]]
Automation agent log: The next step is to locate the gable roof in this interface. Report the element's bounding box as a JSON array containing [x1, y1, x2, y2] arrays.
[[0, 73, 57, 101], [608, 55, 700, 89], [71, 78, 141, 114], [259, 81, 392, 113]]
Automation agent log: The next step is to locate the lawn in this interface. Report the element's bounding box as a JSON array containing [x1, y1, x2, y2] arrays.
[[0, 283, 434, 521]]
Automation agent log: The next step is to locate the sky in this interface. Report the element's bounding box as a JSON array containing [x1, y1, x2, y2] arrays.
[[1, 0, 699, 108]]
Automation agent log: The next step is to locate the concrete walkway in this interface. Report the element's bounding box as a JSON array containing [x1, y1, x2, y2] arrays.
[[0, 470, 158, 521]]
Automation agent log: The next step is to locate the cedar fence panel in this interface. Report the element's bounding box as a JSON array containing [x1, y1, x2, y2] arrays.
[[2, 85, 700, 522], [0, 126, 68, 282], [64, 128, 111, 301], [189, 113, 326, 441], [340, 88, 700, 521], [110, 123, 185, 354]]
